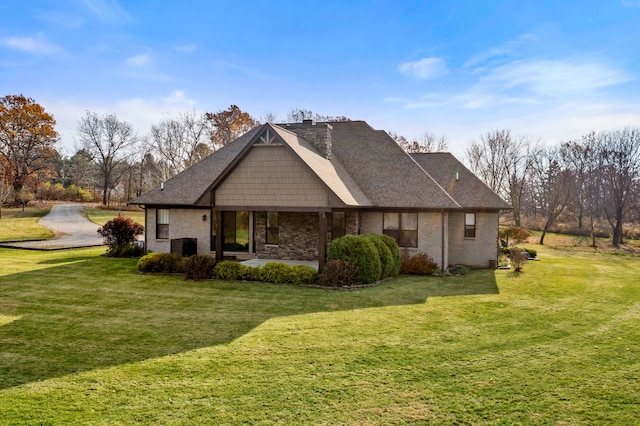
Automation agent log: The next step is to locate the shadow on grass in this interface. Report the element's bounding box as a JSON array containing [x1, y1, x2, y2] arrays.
[[0, 257, 498, 389]]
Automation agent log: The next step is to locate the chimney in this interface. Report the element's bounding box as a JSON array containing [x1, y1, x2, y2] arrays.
[[292, 121, 333, 160]]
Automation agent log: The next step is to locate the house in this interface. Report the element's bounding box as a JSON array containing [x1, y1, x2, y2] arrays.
[[131, 120, 510, 271]]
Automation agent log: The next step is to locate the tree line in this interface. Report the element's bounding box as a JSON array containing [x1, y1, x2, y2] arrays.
[[466, 128, 640, 247], [0, 95, 359, 214], [2, 94, 639, 248]]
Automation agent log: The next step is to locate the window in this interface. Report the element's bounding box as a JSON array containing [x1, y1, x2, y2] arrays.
[[156, 208, 169, 239], [331, 211, 346, 240], [223, 211, 249, 251], [266, 212, 279, 245], [465, 213, 476, 238], [383, 212, 418, 247]]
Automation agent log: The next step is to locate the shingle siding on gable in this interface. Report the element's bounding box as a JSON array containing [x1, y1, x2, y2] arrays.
[[448, 212, 499, 267], [215, 145, 329, 208]]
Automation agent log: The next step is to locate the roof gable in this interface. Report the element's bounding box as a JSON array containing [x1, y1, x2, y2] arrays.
[[411, 152, 511, 210]]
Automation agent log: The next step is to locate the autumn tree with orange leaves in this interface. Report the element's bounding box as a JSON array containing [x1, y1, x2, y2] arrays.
[[205, 105, 257, 149], [0, 95, 59, 191]]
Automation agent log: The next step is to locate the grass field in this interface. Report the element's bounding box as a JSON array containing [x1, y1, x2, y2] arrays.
[[0, 243, 638, 424], [83, 206, 145, 226], [0, 206, 54, 242]]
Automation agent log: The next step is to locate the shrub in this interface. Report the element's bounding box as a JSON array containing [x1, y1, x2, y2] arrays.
[[137, 252, 184, 273], [400, 249, 438, 275], [449, 264, 470, 275], [510, 247, 527, 272], [364, 234, 395, 279], [98, 216, 144, 256], [106, 243, 143, 258], [318, 260, 360, 287], [522, 247, 537, 258], [258, 262, 292, 284], [213, 261, 251, 281], [289, 265, 318, 285], [499, 226, 532, 245], [182, 255, 217, 281], [327, 235, 382, 284], [378, 233, 401, 276]]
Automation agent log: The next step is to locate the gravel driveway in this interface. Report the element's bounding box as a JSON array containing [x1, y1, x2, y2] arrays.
[[1, 204, 105, 250]]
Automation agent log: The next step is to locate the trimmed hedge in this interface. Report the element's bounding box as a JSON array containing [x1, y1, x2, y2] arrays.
[[137, 252, 185, 274], [212, 260, 318, 285], [213, 261, 252, 281], [378, 233, 401, 276], [327, 234, 382, 284], [364, 234, 395, 279]]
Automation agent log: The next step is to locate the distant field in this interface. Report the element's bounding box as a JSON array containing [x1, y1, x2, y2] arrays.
[[0, 206, 54, 242], [83, 206, 145, 226], [0, 242, 638, 424]]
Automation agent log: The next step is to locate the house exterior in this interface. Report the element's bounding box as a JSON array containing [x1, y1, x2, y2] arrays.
[[131, 120, 510, 271]]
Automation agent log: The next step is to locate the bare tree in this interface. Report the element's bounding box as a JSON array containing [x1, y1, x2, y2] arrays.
[[0, 167, 13, 219], [148, 111, 211, 181], [465, 130, 536, 227], [287, 108, 351, 123], [530, 146, 572, 245], [596, 127, 640, 246], [390, 131, 448, 153], [77, 111, 138, 205]]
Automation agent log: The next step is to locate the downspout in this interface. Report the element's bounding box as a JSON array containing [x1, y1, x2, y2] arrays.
[[441, 210, 445, 277]]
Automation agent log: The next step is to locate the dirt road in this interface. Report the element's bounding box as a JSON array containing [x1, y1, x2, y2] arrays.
[[1, 204, 104, 250]]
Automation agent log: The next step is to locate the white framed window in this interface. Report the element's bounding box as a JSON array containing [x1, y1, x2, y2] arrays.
[[464, 213, 476, 238], [156, 208, 169, 239]]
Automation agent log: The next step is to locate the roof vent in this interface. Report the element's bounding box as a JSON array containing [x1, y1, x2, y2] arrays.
[[161, 182, 164, 191], [455, 172, 459, 181]]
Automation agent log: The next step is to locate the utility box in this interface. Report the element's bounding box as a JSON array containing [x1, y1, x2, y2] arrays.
[[171, 238, 197, 257]]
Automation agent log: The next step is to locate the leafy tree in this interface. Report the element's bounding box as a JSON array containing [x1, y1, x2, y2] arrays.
[[205, 105, 257, 149], [77, 112, 138, 205], [0, 95, 59, 191]]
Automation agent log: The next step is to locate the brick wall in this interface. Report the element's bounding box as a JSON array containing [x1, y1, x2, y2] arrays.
[[448, 212, 499, 267], [360, 211, 447, 269], [145, 208, 211, 254], [254, 212, 319, 260]]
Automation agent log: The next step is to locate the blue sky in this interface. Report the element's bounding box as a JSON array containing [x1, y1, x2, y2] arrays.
[[1, 0, 639, 157]]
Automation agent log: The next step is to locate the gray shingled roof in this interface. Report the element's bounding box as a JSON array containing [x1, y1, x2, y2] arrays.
[[132, 120, 505, 211], [411, 152, 511, 210], [326, 121, 460, 209], [130, 126, 260, 206]]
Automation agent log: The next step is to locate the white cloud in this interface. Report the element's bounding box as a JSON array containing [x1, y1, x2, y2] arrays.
[[482, 58, 633, 97], [464, 34, 535, 68], [43, 91, 201, 152], [622, 0, 640, 7], [81, 0, 133, 25], [1, 34, 61, 56], [126, 53, 150, 67], [173, 44, 198, 54], [398, 57, 447, 80]]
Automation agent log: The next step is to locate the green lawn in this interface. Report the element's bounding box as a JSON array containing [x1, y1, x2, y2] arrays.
[[0, 245, 638, 424], [0, 206, 54, 242], [83, 206, 145, 226]]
